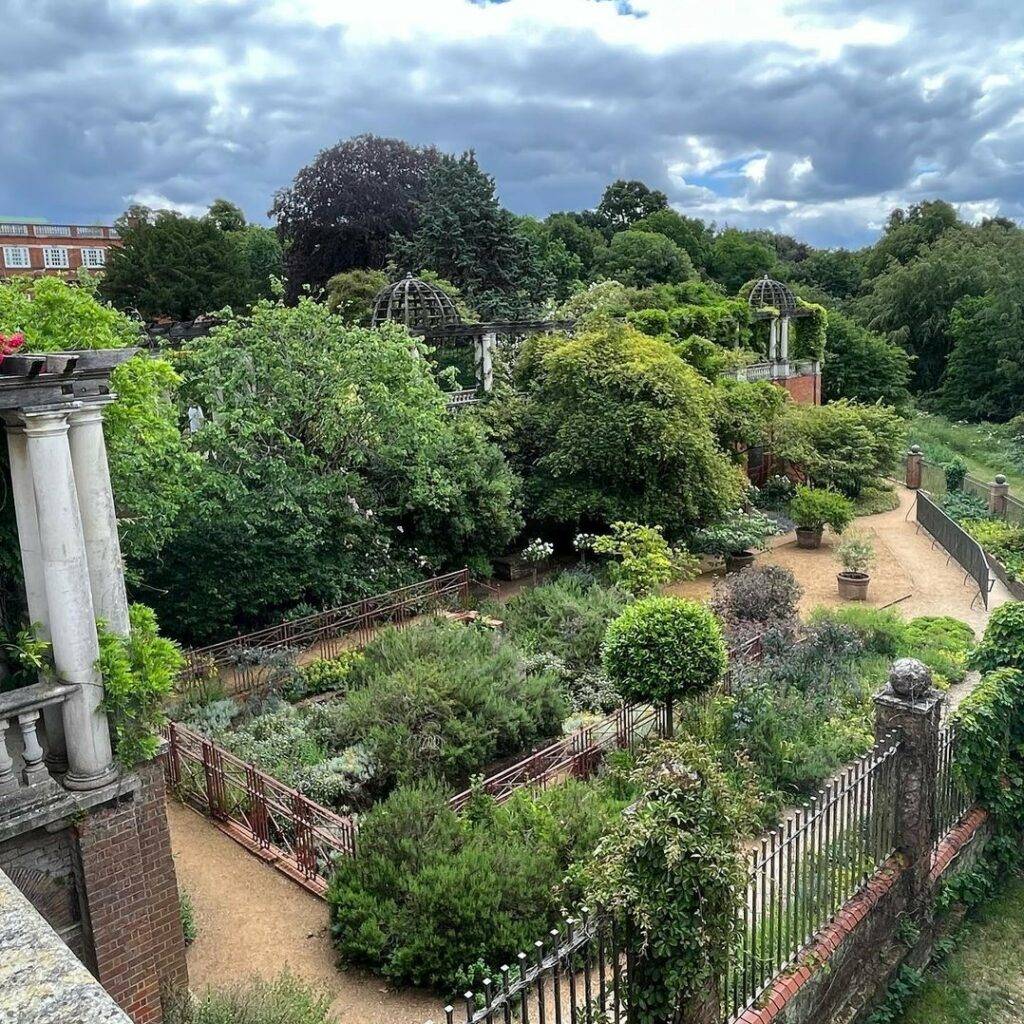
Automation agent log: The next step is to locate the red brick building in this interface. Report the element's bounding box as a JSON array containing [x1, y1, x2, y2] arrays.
[[0, 221, 121, 277]]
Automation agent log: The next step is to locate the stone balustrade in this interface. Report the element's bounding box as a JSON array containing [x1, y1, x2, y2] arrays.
[[0, 682, 79, 801]]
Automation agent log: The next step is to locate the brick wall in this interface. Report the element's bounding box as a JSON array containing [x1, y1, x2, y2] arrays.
[[75, 759, 188, 1024], [779, 371, 821, 406]]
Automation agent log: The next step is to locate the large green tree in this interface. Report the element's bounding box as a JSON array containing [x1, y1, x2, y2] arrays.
[[708, 230, 777, 294], [143, 298, 521, 642], [496, 320, 743, 535], [632, 209, 713, 270], [595, 230, 694, 287], [0, 276, 195, 620], [595, 179, 669, 234], [822, 310, 912, 407], [392, 151, 550, 318], [101, 204, 280, 319], [271, 134, 440, 298], [862, 200, 961, 279]]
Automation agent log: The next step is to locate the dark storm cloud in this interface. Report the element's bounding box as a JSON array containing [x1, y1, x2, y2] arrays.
[[2, 0, 1023, 247]]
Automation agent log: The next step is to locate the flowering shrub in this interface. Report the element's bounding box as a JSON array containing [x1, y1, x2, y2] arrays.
[[584, 521, 699, 597], [521, 537, 554, 564]]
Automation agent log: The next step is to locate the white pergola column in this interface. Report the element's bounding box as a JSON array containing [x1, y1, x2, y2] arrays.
[[4, 421, 67, 773], [22, 407, 116, 791], [768, 318, 778, 361], [68, 400, 129, 637], [475, 331, 496, 392], [779, 316, 790, 363]]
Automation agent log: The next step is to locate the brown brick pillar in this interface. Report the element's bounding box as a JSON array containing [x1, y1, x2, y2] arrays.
[[75, 759, 188, 1023], [874, 659, 941, 903], [905, 445, 923, 490]]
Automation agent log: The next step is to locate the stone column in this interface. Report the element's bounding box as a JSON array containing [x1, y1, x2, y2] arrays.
[[874, 659, 942, 902], [475, 331, 496, 392], [768, 318, 778, 361], [68, 400, 130, 637], [22, 407, 116, 791], [989, 474, 1010, 517], [4, 420, 67, 773], [779, 315, 790, 362], [905, 445, 923, 490]]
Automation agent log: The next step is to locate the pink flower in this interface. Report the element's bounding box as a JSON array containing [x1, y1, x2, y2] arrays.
[[0, 333, 24, 362]]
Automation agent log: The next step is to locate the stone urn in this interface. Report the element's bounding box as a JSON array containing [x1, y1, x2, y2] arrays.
[[725, 550, 756, 573], [837, 570, 870, 600], [795, 526, 823, 550], [888, 658, 933, 700]]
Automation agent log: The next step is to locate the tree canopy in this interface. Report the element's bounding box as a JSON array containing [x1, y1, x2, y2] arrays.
[[271, 134, 439, 298], [496, 319, 743, 536]]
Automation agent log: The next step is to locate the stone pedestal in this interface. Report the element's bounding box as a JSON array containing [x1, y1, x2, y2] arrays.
[[874, 659, 942, 902], [989, 474, 1010, 517], [905, 445, 923, 490]]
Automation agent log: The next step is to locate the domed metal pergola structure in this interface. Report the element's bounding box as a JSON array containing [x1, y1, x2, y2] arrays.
[[370, 274, 462, 334], [746, 274, 809, 364], [370, 272, 574, 403]]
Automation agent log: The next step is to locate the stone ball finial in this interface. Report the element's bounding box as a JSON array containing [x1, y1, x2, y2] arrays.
[[888, 658, 933, 700], [995, 474, 1007, 485], [909, 444, 922, 455]]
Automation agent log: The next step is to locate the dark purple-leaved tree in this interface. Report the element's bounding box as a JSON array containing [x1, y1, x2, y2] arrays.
[[271, 134, 440, 299]]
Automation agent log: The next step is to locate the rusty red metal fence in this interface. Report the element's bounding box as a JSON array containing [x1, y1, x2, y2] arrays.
[[178, 569, 472, 695], [168, 632, 766, 897], [164, 721, 356, 896]]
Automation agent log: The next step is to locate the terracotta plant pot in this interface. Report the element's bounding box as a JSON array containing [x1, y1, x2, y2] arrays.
[[837, 571, 870, 601], [725, 550, 756, 573], [795, 526, 823, 550]]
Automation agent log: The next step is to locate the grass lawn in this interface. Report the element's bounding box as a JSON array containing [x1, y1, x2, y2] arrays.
[[895, 874, 1024, 1023], [907, 412, 1024, 493]]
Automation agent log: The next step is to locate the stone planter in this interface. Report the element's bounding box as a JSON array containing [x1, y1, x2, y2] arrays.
[[795, 526, 823, 549], [837, 571, 870, 601], [725, 550, 756, 573]]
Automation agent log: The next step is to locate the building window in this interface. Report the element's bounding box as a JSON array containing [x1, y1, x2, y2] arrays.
[[42, 247, 69, 269], [2, 246, 30, 269], [81, 247, 106, 268]]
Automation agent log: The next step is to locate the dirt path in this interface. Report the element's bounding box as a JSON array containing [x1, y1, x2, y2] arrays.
[[167, 800, 447, 1024]]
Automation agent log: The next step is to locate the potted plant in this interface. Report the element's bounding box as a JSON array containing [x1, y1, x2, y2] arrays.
[[521, 537, 554, 582], [693, 510, 776, 572], [789, 486, 855, 549], [836, 532, 875, 600]]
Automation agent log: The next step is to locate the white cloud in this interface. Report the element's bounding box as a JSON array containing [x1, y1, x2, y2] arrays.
[[126, 191, 209, 217]]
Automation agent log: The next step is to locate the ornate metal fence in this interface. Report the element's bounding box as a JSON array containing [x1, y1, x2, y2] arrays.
[[430, 912, 636, 1024], [914, 490, 992, 608], [178, 569, 472, 694], [164, 722, 357, 896], [722, 733, 901, 1020], [934, 722, 971, 850]]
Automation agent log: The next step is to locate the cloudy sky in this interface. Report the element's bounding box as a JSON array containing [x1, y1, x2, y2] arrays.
[[4, 0, 1024, 248]]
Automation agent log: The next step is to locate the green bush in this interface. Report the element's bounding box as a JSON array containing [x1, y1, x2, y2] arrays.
[[788, 486, 855, 533], [328, 771, 634, 992], [808, 606, 908, 657], [164, 972, 332, 1024], [292, 651, 365, 698], [944, 456, 968, 492], [582, 740, 745, 1024], [963, 519, 1024, 582], [952, 666, 1024, 829], [490, 572, 629, 676], [710, 565, 802, 643], [602, 597, 727, 717], [333, 620, 565, 795], [588, 521, 699, 597], [971, 601, 1024, 673], [179, 890, 198, 946], [904, 616, 975, 685], [98, 604, 184, 768]]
